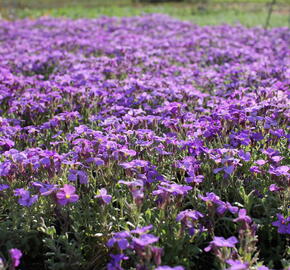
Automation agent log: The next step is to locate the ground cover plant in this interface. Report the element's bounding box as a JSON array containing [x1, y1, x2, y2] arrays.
[[0, 15, 289, 270]]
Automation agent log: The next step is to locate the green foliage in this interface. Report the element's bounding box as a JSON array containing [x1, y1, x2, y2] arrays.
[[1, 0, 289, 27]]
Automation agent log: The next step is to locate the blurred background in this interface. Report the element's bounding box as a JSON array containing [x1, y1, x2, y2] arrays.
[[0, 0, 289, 27]]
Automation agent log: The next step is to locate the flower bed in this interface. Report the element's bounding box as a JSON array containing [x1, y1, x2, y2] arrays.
[[0, 15, 289, 270]]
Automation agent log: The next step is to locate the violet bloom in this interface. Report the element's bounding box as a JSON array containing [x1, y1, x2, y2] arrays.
[[155, 266, 184, 270], [0, 184, 9, 192], [68, 169, 88, 184], [56, 184, 79, 205], [262, 148, 280, 157], [85, 157, 105, 166], [216, 201, 239, 215], [32, 181, 58, 196], [238, 150, 251, 162], [107, 253, 128, 270], [107, 231, 131, 250], [185, 175, 204, 184], [270, 155, 283, 163], [95, 188, 112, 204], [9, 248, 22, 267], [176, 210, 204, 236], [204, 236, 238, 252], [153, 182, 192, 197], [233, 209, 252, 224], [269, 184, 283, 192], [226, 259, 249, 270], [255, 160, 267, 166], [131, 225, 153, 235], [199, 192, 237, 215], [252, 132, 264, 142], [14, 188, 38, 207], [118, 179, 144, 205], [272, 214, 290, 234], [257, 266, 269, 270], [199, 192, 222, 205], [119, 159, 149, 169], [250, 166, 261, 174], [176, 210, 204, 222], [153, 182, 192, 207], [0, 161, 12, 176], [132, 233, 159, 247], [119, 148, 136, 157], [269, 165, 289, 177]]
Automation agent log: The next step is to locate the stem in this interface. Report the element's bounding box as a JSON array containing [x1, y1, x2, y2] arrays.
[[265, 0, 277, 29]]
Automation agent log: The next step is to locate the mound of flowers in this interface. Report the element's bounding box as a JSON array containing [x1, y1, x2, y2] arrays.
[[0, 15, 289, 270]]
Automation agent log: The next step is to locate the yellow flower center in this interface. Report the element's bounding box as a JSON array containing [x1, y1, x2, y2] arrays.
[[66, 194, 71, 199]]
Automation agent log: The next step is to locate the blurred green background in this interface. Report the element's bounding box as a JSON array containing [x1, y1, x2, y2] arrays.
[[0, 0, 289, 27]]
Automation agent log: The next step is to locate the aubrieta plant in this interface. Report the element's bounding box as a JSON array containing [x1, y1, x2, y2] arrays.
[[0, 14, 289, 270]]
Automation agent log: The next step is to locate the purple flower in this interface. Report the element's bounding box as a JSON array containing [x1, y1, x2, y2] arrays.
[[270, 155, 283, 163], [176, 210, 204, 222], [238, 150, 251, 162], [270, 129, 285, 138], [257, 266, 269, 270], [118, 179, 144, 205], [32, 181, 58, 196], [107, 253, 128, 270], [269, 165, 289, 176], [131, 225, 153, 235], [262, 148, 280, 157], [217, 202, 239, 215], [250, 166, 261, 174], [0, 138, 14, 150], [153, 182, 192, 207], [0, 161, 12, 176], [251, 132, 264, 141], [269, 184, 283, 192], [272, 214, 290, 234], [95, 188, 112, 204], [153, 182, 192, 197], [40, 157, 51, 168], [119, 148, 136, 157], [0, 184, 9, 192], [132, 233, 159, 247], [14, 188, 38, 207], [56, 184, 79, 205], [224, 165, 235, 175], [68, 169, 88, 184], [86, 157, 105, 166], [204, 236, 238, 252], [226, 259, 249, 270], [199, 192, 220, 202], [9, 248, 22, 267], [255, 160, 267, 166], [176, 210, 204, 235], [185, 175, 204, 184], [119, 159, 149, 169], [233, 209, 252, 224], [156, 266, 184, 270], [107, 231, 131, 250]]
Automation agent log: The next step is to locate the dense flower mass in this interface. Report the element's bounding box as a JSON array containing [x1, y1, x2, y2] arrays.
[[0, 15, 289, 270]]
